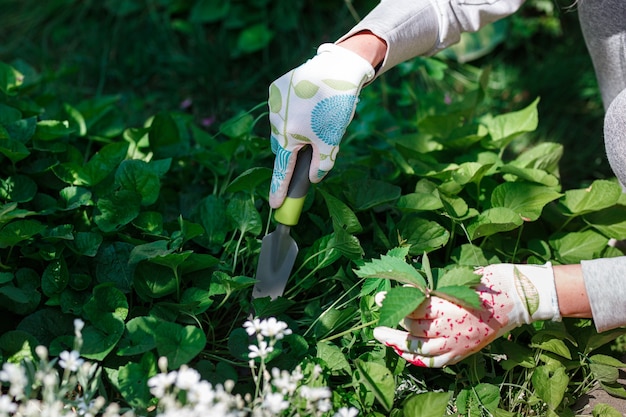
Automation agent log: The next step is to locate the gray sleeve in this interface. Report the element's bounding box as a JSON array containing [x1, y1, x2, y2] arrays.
[[580, 257, 626, 332], [336, 0, 526, 76]]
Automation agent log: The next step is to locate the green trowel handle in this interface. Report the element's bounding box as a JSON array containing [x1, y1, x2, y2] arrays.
[[274, 146, 313, 227]]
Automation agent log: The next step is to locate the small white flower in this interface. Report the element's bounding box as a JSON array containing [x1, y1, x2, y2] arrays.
[[0, 362, 28, 398], [58, 350, 84, 372], [334, 406, 359, 417], [187, 380, 215, 405], [243, 318, 262, 336], [0, 395, 17, 414], [300, 386, 331, 402], [175, 366, 201, 391], [259, 317, 292, 340], [262, 392, 289, 414], [74, 318, 85, 334], [147, 371, 177, 398], [248, 341, 273, 359], [270, 368, 297, 395]]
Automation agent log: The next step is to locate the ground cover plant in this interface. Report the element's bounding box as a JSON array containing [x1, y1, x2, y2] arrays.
[[0, 0, 625, 416]]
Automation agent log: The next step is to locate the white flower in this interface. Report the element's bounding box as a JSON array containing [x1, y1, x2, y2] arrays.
[[270, 368, 297, 395], [259, 318, 292, 340], [175, 366, 201, 391], [334, 407, 359, 417], [74, 318, 85, 334], [147, 371, 177, 398], [243, 318, 262, 336], [300, 386, 331, 402], [0, 395, 17, 414], [187, 380, 215, 405], [262, 392, 289, 414], [248, 341, 273, 359], [58, 350, 84, 372], [0, 362, 28, 398]]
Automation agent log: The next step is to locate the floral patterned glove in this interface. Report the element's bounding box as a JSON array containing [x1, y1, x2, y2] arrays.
[[373, 263, 561, 368], [268, 43, 375, 208]]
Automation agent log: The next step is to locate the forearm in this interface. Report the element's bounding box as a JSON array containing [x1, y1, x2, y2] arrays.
[[553, 264, 592, 318]]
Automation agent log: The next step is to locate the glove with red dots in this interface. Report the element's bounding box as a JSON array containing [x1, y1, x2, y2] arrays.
[[373, 263, 562, 367], [267, 43, 375, 209]]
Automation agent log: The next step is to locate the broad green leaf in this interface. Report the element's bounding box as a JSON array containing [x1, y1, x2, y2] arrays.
[[438, 18, 508, 62], [590, 363, 620, 384], [601, 382, 626, 399], [398, 217, 450, 255], [0, 220, 46, 244], [433, 285, 481, 309], [452, 162, 492, 185], [0, 331, 38, 363], [500, 164, 559, 187], [403, 391, 451, 417], [378, 286, 426, 328], [149, 112, 188, 158], [355, 360, 395, 412], [355, 255, 426, 288], [0, 174, 37, 203], [150, 251, 193, 270], [81, 314, 125, 360], [317, 341, 350, 374], [220, 112, 254, 139], [592, 404, 622, 417], [16, 308, 74, 347], [532, 365, 569, 409], [236, 24, 273, 54], [456, 383, 501, 415], [63, 103, 86, 136], [58, 186, 92, 210], [513, 266, 540, 316], [41, 259, 69, 297], [451, 244, 493, 266], [437, 266, 481, 288], [584, 206, 626, 238], [117, 316, 158, 356], [225, 167, 272, 194], [34, 120, 75, 140], [320, 189, 362, 233], [84, 141, 129, 186], [560, 179, 622, 216], [68, 232, 103, 257], [512, 141, 563, 174], [294, 80, 319, 98], [491, 182, 562, 221], [154, 321, 206, 369], [590, 354, 626, 368], [132, 211, 163, 234], [116, 159, 168, 206], [344, 179, 401, 211], [329, 228, 363, 260], [94, 189, 141, 233], [179, 287, 213, 315], [129, 240, 172, 264], [467, 207, 523, 239], [133, 262, 178, 300], [189, 0, 230, 22], [550, 230, 608, 264], [195, 195, 231, 253], [83, 285, 129, 322], [396, 192, 443, 212], [117, 352, 157, 409], [0, 62, 23, 94], [530, 333, 571, 359], [5, 116, 36, 143], [439, 193, 471, 219], [227, 195, 262, 236], [482, 98, 539, 148], [0, 138, 30, 163], [0, 103, 21, 125]]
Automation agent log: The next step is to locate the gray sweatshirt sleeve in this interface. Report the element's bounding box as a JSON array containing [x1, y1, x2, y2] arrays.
[[581, 257, 626, 332], [336, 0, 526, 75]]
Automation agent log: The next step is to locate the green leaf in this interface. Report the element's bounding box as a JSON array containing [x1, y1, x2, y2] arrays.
[[344, 179, 401, 211], [550, 230, 608, 264], [194, 195, 231, 253], [378, 286, 426, 328], [116, 352, 157, 409], [117, 316, 158, 356], [355, 255, 426, 288], [133, 262, 178, 300], [236, 24, 274, 54], [512, 142, 563, 174], [220, 112, 254, 139], [190, 0, 230, 23], [94, 189, 141, 233], [116, 159, 168, 206], [319, 189, 362, 233], [560, 179, 622, 216], [530, 333, 572, 359], [467, 207, 523, 239], [294, 80, 320, 99], [58, 186, 92, 210], [83, 285, 129, 322], [452, 162, 493, 185], [149, 112, 187, 158], [0, 174, 37, 203], [227, 195, 262, 236], [500, 164, 559, 187], [437, 266, 481, 288], [482, 98, 539, 148], [491, 182, 562, 221], [584, 206, 626, 238], [154, 321, 206, 369], [592, 404, 622, 417], [34, 120, 75, 140], [396, 192, 443, 212], [433, 285, 481, 310], [0, 219, 45, 248], [590, 354, 626, 368], [398, 217, 450, 255], [41, 259, 69, 297], [456, 383, 501, 415], [0, 62, 23, 94], [532, 365, 569, 409], [316, 341, 350, 374], [322, 79, 358, 91], [512, 266, 540, 317], [268, 83, 282, 113], [81, 314, 125, 360], [5, 116, 36, 143], [225, 167, 272, 194], [355, 359, 396, 412], [84, 141, 129, 186], [0, 138, 30, 163], [590, 363, 620, 384], [403, 391, 451, 417]]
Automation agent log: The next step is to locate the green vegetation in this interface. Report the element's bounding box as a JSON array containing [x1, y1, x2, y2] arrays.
[[0, 0, 624, 415]]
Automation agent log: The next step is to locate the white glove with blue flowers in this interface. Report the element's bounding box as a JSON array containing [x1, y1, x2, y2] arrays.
[[268, 43, 375, 208]]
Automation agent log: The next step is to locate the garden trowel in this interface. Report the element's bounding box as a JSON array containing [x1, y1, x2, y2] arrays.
[[252, 146, 313, 300]]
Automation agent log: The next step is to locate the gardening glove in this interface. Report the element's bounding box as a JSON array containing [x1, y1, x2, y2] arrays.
[[374, 263, 561, 368], [268, 43, 375, 209]]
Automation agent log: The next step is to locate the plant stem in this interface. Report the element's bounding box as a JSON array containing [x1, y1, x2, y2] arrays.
[[320, 319, 378, 343]]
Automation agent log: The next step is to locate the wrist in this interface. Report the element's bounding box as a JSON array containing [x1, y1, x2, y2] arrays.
[[335, 30, 387, 69]]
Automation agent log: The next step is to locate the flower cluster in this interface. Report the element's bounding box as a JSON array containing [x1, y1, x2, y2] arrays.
[[0, 317, 357, 417]]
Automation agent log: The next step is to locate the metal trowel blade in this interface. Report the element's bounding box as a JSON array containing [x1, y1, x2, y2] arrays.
[[252, 223, 298, 300]]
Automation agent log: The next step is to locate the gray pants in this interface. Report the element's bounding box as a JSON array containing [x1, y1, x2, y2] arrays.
[[578, 0, 626, 184]]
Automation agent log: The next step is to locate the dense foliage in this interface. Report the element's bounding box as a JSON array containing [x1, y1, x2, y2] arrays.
[[0, 0, 625, 416]]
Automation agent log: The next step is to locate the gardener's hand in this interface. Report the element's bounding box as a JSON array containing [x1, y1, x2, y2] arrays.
[[268, 43, 375, 208], [373, 263, 561, 367]]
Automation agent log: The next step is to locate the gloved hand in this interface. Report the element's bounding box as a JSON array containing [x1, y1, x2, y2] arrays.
[[373, 263, 561, 367], [268, 43, 375, 209]]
